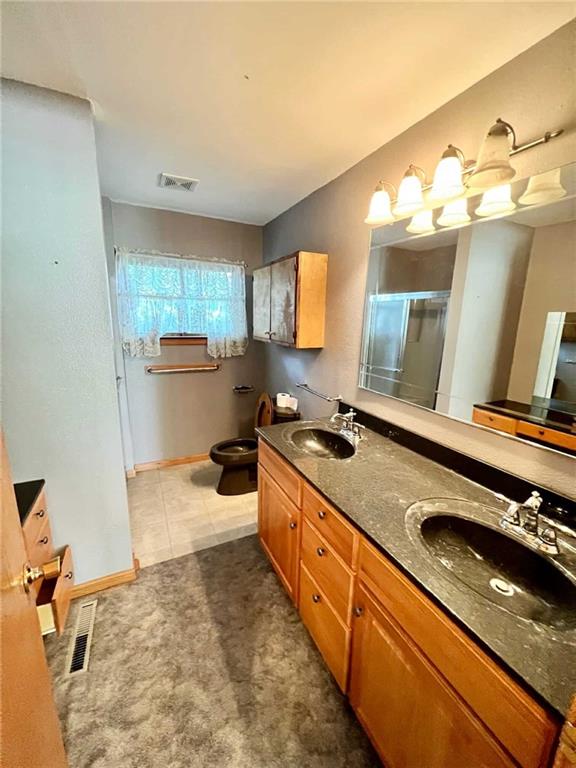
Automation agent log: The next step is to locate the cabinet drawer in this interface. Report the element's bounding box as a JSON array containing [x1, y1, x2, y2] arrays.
[[302, 484, 358, 568], [472, 407, 517, 435], [37, 546, 74, 636], [258, 440, 302, 508], [358, 539, 558, 768], [516, 421, 576, 451], [299, 563, 350, 692], [22, 490, 49, 552], [301, 518, 353, 624], [26, 517, 53, 568]]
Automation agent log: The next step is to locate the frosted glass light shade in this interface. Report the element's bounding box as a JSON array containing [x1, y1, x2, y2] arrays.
[[468, 121, 515, 190], [406, 209, 435, 234], [475, 184, 516, 217], [393, 169, 425, 217], [518, 169, 567, 206], [437, 198, 471, 227], [429, 146, 465, 202], [365, 185, 395, 225]]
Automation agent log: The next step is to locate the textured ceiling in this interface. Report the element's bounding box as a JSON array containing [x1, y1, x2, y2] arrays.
[[2, 2, 574, 224]]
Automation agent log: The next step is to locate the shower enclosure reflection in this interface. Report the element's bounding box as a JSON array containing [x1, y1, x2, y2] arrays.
[[360, 291, 450, 409]]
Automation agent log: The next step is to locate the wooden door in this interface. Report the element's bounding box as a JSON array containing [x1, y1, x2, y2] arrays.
[[349, 584, 515, 768], [270, 256, 296, 345], [0, 436, 68, 768], [252, 265, 271, 341], [258, 465, 299, 602]]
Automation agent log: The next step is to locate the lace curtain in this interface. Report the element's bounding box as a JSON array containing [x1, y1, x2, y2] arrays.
[[116, 249, 248, 359]]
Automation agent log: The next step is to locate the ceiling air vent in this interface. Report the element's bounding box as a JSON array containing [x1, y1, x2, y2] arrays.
[[158, 173, 199, 192]]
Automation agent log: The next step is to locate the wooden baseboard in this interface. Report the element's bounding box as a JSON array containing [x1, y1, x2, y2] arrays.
[[125, 468, 137, 479], [134, 453, 210, 472], [71, 561, 137, 599]]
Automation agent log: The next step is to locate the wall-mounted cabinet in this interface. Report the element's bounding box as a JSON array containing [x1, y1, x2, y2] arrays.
[[253, 251, 328, 348]]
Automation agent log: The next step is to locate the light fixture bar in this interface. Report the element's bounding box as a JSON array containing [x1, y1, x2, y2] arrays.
[[508, 129, 563, 157]]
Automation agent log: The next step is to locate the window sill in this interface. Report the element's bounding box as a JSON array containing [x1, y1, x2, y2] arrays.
[[160, 337, 207, 347]]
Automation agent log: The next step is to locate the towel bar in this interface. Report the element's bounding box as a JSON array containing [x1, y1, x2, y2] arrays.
[[145, 364, 220, 374]]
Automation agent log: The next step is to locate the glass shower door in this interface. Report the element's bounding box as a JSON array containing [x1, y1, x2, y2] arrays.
[[360, 291, 450, 409]]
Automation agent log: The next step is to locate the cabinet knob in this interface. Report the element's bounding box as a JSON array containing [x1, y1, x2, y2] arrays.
[[312, 594, 321, 603], [318, 510, 327, 520], [316, 547, 325, 557], [289, 521, 297, 529], [36, 509, 46, 518], [64, 571, 73, 580], [354, 606, 364, 617], [39, 536, 49, 545]]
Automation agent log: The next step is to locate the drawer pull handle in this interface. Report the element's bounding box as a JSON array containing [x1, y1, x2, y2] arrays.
[[316, 547, 325, 557], [312, 593, 321, 603], [318, 510, 327, 520], [39, 536, 49, 545], [354, 606, 364, 617], [289, 521, 297, 529], [64, 571, 73, 579], [36, 509, 46, 518]]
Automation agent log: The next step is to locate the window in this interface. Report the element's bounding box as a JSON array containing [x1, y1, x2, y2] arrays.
[[116, 249, 248, 359]]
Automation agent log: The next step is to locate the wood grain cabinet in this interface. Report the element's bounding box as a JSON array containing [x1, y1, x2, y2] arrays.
[[350, 583, 516, 768], [252, 251, 328, 348], [20, 486, 74, 636], [258, 447, 301, 604], [257, 441, 562, 767]]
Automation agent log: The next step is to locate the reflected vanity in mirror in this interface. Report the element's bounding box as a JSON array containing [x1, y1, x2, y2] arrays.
[[359, 162, 576, 455]]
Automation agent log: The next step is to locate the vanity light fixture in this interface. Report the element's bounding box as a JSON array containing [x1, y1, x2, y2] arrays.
[[429, 145, 466, 203], [393, 165, 426, 217], [437, 198, 471, 228], [365, 181, 396, 226], [406, 208, 435, 235], [518, 168, 567, 206], [364, 116, 563, 225], [475, 184, 517, 217], [467, 118, 564, 191]]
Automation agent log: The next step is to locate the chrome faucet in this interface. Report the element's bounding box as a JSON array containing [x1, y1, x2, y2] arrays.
[[496, 490, 560, 554], [330, 409, 365, 441], [521, 491, 543, 535]]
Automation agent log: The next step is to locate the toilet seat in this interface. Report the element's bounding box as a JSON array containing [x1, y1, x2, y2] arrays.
[[209, 437, 258, 466]]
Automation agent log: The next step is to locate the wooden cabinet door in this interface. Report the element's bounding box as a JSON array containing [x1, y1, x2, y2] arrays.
[[258, 465, 299, 603], [1, 435, 68, 767], [253, 265, 271, 341], [270, 256, 296, 344], [349, 584, 515, 768]]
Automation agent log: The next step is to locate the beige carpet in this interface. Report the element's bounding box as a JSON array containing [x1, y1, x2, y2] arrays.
[[45, 536, 380, 768]]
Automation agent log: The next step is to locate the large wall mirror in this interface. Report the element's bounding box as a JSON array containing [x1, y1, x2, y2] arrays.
[[360, 162, 576, 456]]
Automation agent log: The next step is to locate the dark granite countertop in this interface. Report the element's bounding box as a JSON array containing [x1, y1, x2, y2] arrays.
[[257, 419, 576, 718], [14, 479, 45, 524], [475, 398, 576, 435]]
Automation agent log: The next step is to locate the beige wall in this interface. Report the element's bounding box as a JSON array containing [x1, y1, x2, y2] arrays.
[[508, 219, 576, 402], [2, 80, 133, 583], [105, 201, 265, 465], [262, 21, 576, 497]]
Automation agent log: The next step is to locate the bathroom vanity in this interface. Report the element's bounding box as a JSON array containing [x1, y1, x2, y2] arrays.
[[257, 420, 575, 767]]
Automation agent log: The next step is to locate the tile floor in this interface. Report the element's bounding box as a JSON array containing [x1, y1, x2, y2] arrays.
[[127, 460, 257, 568]]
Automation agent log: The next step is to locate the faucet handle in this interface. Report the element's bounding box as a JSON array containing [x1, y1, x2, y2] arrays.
[[502, 502, 521, 527], [523, 491, 543, 510]]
